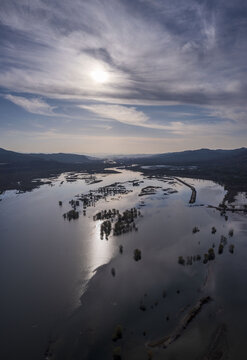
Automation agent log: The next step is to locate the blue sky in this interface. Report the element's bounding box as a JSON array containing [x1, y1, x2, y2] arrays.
[[0, 0, 247, 154]]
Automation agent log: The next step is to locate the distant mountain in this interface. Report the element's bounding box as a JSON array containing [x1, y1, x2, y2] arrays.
[[29, 152, 95, 164], [154, 148, 247, 163], [108, 154, 153, 159], [1, 147, 247, 193], [2, 146, 246, 167], [0, 148, 94, 165], [0, 147, 35, 164], [119, 147, 247, 166], [1, 147, 246, 166], [117, 147, 247, 193], [0, 148, 104, 193]]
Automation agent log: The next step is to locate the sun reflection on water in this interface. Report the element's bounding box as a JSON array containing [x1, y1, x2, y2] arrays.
[[88, 220, 115, 273]]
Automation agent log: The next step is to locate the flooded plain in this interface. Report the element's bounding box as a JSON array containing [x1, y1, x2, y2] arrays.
[[0, 169, 246, 360]]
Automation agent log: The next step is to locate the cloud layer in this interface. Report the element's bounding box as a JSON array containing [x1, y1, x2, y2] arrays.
[[1, 0, 247, 106], [0, 0, 247, 152]]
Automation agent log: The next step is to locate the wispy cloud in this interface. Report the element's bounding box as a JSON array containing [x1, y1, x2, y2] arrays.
[[80, 103, 191, 132], [0, 0, 246, 108], [5, 94, 55, 116], [80, 104, 149, 127]]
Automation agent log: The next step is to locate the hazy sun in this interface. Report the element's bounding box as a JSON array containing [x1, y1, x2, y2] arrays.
[[91, 69, 109, 83]]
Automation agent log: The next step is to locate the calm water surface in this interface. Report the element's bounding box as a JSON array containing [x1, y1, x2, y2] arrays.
[[0, 169, 246, 359]]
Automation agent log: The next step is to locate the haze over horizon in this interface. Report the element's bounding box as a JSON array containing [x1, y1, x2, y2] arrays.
[[1, 0, 247, 153], [1, 145, 247, 158]]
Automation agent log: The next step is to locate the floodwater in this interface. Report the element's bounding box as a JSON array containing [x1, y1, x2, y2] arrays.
[[0, 169, 246, 360]]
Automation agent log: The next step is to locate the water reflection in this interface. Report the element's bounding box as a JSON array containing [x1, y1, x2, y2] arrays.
[[88, 221, 115, 274], [0, 169, 246, 360]]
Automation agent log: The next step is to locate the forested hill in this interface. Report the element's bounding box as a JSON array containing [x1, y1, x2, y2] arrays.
[[0, 148, 94, 165], [116, 148, 247, 166]]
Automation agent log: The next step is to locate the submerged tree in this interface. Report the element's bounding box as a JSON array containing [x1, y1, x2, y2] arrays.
[[229, 229, 234, 237], [186, 256, 193, 265], [203, 253, 209, 264], [139, 303, 146, 311], [162, 290, 167, 298], [218, 243, 224, 254], [178, 256, 185, 265], [208, 248, 215, 260], [101, 220, 112, 239], [192, 226, 200, 234], [211, 226, 216, 234], [134, 249, 142, 261], [63, 209, 79, 221], [220, 235, 227, 245], [111, 268, 116, 277], [112, 325, 123, 342], [112, 347, 122, 360]]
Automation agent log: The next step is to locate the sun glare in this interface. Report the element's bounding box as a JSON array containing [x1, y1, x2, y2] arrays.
[[91, 69, 109, 83]]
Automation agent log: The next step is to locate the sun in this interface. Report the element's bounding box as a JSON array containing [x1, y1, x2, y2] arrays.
[[90, 69, 109, 83]]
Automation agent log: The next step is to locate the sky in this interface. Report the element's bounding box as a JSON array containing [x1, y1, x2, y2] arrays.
[[0, 0, 247, 154]]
